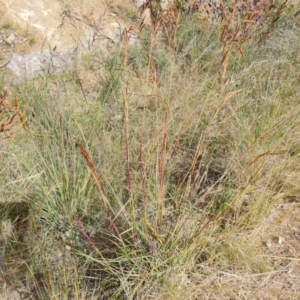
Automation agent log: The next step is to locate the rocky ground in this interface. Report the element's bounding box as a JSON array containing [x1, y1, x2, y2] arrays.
[[0, 0, 139, 79]]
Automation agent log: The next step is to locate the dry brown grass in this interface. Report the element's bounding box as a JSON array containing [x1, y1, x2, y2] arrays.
[[1, 2, 300, 299]]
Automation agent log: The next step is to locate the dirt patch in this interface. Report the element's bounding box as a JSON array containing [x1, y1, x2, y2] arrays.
[[0, 0, 139, 79]]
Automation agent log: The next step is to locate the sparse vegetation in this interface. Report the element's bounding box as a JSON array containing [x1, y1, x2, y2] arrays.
[[1, 1, 300, 299], [22, 31, 36, 46], [1, 22, 14, 30], [125, 8, 137, 20]]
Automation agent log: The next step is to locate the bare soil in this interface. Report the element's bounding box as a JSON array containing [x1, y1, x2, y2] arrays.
[[0, 0, 138, 67]]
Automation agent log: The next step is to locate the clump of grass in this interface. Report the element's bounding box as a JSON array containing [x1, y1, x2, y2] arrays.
[[97, 51, 123, 104], [1, 3, 300, 299], [22, 31, 36, 46], [1, 22, 14, 30], [125, 8, 137, 20]]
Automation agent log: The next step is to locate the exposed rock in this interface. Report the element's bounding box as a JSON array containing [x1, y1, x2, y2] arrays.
[[0, 0, 139, 79]]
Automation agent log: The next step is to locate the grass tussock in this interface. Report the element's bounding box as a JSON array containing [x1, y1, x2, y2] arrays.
[[1, 2, 300, 299]]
